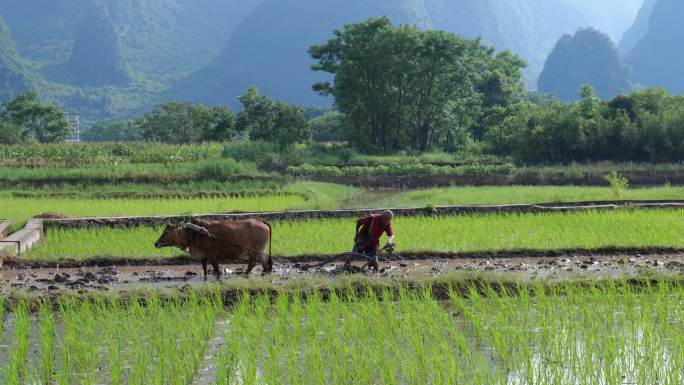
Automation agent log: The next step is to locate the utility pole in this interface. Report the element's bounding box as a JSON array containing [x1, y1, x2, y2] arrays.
[[65, 111, 81, 143]]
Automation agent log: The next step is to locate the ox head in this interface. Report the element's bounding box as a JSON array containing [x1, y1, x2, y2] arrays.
[[154, 223, 187, 249]]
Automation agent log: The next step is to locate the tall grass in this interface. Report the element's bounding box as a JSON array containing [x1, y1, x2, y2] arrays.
[[0, 158, 258, 183], [27, 209, 684, 260]]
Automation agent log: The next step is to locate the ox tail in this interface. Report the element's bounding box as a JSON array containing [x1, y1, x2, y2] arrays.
[[263, 220, 273, 272]]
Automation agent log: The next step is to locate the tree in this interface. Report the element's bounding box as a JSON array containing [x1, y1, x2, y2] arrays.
[[272, 101, 311, 148], [0, 92, 70, 143], [310, 111, 345, 142], [237, 86, 276, 139], [309, 17, 525, 153], [237, 86, 311, 147], [0, 121, 21, 144], [134, 101, 236, 143], [81, 121, 140, 142]]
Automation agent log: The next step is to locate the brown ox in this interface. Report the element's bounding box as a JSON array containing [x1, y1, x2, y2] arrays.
[[154, 218, 272, 280]]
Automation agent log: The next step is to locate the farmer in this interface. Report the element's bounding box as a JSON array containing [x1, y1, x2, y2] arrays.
[[353, 210, 395, 270]]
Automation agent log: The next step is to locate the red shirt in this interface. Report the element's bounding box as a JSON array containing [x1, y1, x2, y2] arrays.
[[357, 214, 394, 252]]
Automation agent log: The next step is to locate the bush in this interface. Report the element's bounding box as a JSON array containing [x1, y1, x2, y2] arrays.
[[197, 159, 256, 179], [604, 171, 629, 200]]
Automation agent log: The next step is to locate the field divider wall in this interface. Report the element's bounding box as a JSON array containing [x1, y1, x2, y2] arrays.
[[0, 219, 43, 257], [41, 200, 684, 231]]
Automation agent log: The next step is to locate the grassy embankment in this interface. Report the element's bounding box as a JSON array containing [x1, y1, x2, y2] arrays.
[[27, 209, 684, 260]]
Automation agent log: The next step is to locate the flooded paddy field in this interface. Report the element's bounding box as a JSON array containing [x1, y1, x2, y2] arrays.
[[1, 281, 683, 384], [2, 252, 684, 293]]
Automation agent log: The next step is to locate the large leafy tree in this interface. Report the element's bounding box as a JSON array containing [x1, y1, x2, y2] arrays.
[[309, 17, 525, 153], [237, 86, 311, 148], [134, 101, 236, 143], [0, 91, 69, 143]]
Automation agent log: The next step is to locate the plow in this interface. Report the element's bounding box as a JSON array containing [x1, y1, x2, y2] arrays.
[[316, 243, 397, 271]]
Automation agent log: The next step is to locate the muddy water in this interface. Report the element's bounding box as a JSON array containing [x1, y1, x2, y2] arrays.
[[2, 253, 684, 293]]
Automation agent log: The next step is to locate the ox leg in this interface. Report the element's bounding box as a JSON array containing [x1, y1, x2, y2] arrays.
[[245, 259, 257, 276], [261, 258, 272, 276], [201, 259, 208, 281], [212, 260, 221, 281]]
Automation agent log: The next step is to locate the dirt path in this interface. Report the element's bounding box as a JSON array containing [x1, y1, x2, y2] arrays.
[[2, 253, 683, 293]]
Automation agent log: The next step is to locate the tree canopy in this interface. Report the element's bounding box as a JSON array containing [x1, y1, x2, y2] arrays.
[[134, 102, 236, 144], [237, 86, 311, 148], [310, 17, 525, 153], [0, 92, 70, 144]]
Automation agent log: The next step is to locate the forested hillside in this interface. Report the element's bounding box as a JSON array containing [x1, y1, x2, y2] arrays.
[[539, 28, 632, 102], [626, 0, 684, 94], [0, 0, 261, 116], [175, 0, 604, 107], [0, 0, 654, 117], [619, 0, 658, 54], [0, 15, 35, 101]]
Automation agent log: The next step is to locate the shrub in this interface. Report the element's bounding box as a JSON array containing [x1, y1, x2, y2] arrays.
[[604, 171, 629, 200]]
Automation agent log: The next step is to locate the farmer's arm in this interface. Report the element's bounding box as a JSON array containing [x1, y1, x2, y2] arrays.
[[356, 217, 370, 235], [385, 224, 395, 244]]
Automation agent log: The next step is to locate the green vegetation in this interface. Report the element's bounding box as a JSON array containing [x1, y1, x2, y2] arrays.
[[219, 282, 684, 384], [27, 209, 684, 260], [0, 142, 225, 165], [134, 101, 236, 144], [0, 159, 261, 185], [237, 86, 312, 148], [2, 193, 304, 229], [0, 92, 69, 144], [287, 162, 515, 176], [310, 17, 525, 153], [1, 282, 681, 383], [0, 292, 222, 384], [1, 182, 362, 227], [382, 185, 684, 207]]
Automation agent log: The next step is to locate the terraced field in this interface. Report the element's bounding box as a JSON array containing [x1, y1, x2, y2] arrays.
[[1, 282, 683, 384], [3, 143, 684, 384], [26, 209, 684, 260]]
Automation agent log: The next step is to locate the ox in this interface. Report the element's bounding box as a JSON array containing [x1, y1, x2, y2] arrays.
[[155, 218, 272, 280]]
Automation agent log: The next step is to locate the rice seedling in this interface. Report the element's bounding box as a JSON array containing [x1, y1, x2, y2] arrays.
[[214, 288, 495, 385], [2, 181, 363, 228], [34, 299, 56, 385], [211, 281, 684, 384], [382, 185, 684, 207], [450, 281, 684, 384], [2, 193, 307, 229], [0, 291, 224, 384], [27, 209, 684, 260], [3, 301, 30, 385]]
